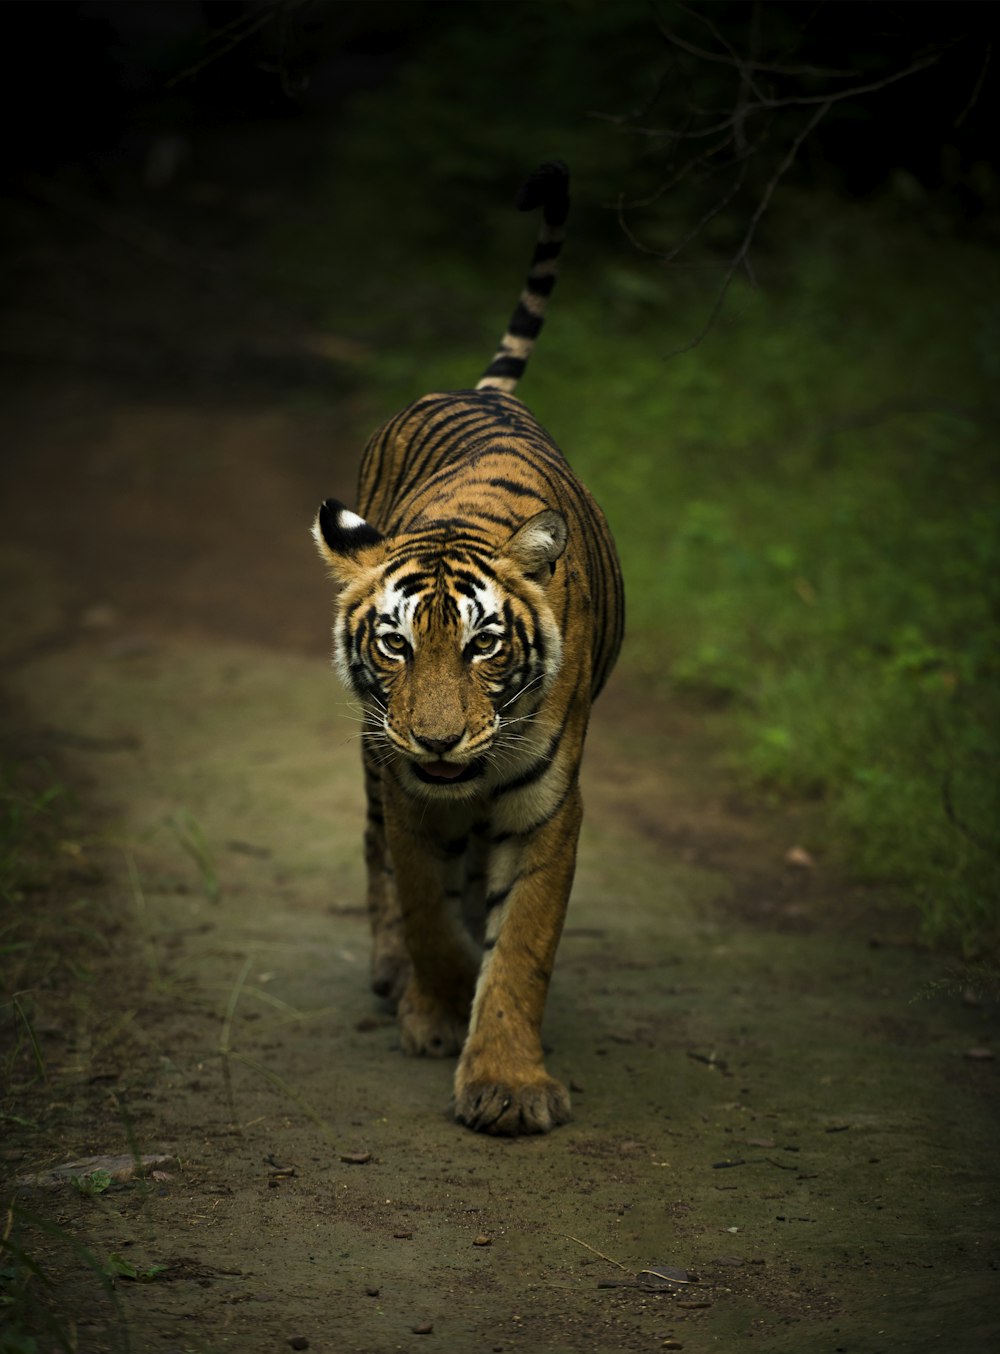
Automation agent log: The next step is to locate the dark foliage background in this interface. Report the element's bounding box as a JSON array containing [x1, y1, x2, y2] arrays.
[[6, 3, 999, 226], [2, 1, 998, 951]]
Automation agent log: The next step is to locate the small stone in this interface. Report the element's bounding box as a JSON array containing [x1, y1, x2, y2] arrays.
[[473, 1235, 492, 1247], [340, 1151, 373, 1164], [365, 1286, 380, 1297], [287, 1339, 309, 1351], [785, 845, 815, 868], [662, 1342, 684, 1351], [393, 1231, 413, 1240], [412, 1321, 433, 1334]]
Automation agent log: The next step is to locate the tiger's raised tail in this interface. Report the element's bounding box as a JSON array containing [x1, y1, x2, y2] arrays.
[[476, 160, 569, 395]]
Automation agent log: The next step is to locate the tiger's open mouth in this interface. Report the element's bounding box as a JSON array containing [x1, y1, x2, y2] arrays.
[[412, 758, 486, 786]]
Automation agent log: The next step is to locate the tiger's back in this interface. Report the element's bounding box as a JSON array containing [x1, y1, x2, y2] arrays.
[[357, 387, 623, 701], [313, 163, 623, 1135]]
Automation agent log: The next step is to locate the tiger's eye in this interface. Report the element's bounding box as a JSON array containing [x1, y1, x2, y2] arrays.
[[380, 632, 408, 654], [470, 632, 501, 656]]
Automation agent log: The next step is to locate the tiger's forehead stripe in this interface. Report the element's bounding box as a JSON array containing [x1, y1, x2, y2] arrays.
[[376, 570, 504, 642]]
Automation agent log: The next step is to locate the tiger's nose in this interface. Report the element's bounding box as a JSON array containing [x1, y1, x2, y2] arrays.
[[412, 730, 464, 755]]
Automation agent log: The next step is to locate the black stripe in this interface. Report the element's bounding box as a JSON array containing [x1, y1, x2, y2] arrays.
[[512, 614, 533, 662], [531, 240, 562, 264], [489, 476, 543, 499], [486, 884, 513, 912], [491, 774, 579, 844], [526, 274, 556, 297], [467, 509, 518, 529], [394, 408, 493, 505], [451, 562, 498, 589], [396, 575, 426, 597], [495, 723, 565, 797], [507, 301, 543, 339], [483, 355, 526, 380]]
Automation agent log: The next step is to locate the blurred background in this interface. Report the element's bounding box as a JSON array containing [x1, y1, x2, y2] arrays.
[[1, 0, 997, 953]]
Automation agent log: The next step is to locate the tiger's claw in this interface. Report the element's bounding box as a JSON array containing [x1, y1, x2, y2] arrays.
[[454, 1074, 571, 1135]]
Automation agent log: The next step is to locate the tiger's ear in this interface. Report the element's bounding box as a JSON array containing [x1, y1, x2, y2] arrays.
[[312, 499, 386, 581], [503, 509, 567, 583]]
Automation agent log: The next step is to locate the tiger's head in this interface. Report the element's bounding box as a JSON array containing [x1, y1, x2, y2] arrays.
[[313, 500, 567, 798]]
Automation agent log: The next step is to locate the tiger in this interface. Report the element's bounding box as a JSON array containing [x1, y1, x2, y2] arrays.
[[312, 161, 623, 1135]]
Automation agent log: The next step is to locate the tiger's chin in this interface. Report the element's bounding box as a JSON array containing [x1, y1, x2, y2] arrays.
[[405, 756, 489, 797]]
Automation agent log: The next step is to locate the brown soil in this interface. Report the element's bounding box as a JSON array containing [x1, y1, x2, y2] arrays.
[[2, 180, 998, 1354]]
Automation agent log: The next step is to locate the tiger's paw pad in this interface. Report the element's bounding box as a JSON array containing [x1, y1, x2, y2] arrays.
[[454, 1075, 571, 1136]]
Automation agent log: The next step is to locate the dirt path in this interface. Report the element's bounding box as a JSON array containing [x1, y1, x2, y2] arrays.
[[2, 382, 998, 1354]]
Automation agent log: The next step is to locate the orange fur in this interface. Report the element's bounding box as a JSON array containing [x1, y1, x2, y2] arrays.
[[313, 166, 622, 1134]]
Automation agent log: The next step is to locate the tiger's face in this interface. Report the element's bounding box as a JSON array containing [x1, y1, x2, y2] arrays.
[[313, 502, 567, 799]]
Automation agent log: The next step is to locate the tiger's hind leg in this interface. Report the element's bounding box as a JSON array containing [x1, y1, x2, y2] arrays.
[[362, 754, 409, 1006]]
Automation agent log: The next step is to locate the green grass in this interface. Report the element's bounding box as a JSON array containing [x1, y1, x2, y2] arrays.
[[532, 217, 999, 954], [288, 212, 996, 953], [252, 22, 999, 955]]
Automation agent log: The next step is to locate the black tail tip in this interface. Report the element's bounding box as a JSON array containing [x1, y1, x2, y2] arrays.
[[515, 160, 569, 227]]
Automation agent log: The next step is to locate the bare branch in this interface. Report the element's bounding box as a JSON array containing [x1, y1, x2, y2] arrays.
[[735, 43, 956, 112], [600, 7, 981, 357], [616, 124, 771, 259], [955, 39, 992, 128], [665, 99, 832, 359], [657, 1, 858, 78], [165, 0, 291, 90]]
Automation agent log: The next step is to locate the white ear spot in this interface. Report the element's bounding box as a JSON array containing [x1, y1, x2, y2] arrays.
[[337, 508, 367, 531]]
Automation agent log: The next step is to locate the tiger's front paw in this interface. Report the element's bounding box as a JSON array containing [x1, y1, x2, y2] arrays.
[[398, 980, 469, 1058], [454, 1063, 571, 1136]]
